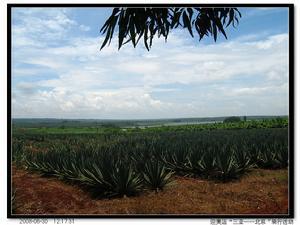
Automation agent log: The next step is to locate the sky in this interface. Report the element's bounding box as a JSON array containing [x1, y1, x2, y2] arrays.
[[11, 7, 289, 119]]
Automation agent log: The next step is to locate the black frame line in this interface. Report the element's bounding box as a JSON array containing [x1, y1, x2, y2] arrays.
[[7, 3, 295, 219]]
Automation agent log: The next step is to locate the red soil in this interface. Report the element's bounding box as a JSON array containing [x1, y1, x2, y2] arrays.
[[12, 167, 289, 215]]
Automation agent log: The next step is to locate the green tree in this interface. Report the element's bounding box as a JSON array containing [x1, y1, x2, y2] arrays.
[[100, 7, 241, 51], [223, 116, 241, 123]]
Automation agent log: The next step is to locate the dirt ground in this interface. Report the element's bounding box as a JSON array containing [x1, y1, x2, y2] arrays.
[[11, 167, 289, 215]]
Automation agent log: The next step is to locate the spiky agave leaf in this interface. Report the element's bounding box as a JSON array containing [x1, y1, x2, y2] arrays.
[[257, 149, 281, 169], [110, 160, 143, 197], [215, 147, 241, 181], [143, 160, 174, 191], [11, 187, 17, 214], [187, 144, 217, 179], [234, 145, 253, 173], [12, 140, 25, 167], [161, 146, 191, 174], [273, 143, 288, 168]]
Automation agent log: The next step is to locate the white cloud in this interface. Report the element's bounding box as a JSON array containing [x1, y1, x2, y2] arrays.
[[12, 8, 79, 48], [247, 34, 288, 50], [222, 83, 288, 96], [79, 24, 91, 32], [11, 8, 289, 119], [13, 86, 197, 119]]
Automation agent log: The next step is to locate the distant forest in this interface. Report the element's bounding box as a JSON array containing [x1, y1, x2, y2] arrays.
[[12, 115, 288, 128]]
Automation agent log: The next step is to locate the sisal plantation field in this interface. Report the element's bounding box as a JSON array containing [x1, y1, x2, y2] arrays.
[[11, 118, 289, 215]]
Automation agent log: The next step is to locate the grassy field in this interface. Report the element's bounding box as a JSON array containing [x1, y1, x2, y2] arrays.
[[11, 118, 290, 215]]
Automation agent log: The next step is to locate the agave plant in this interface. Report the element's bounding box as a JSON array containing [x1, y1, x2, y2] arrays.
[[257, 149, 281, 169], [161, 146, 191, 174], [80, 153, 134, 196], [25, 150, 63, 177], [110, 161, 143, 197], [274, 143, 288, 168], [12, 140, 25, 167], [16, 125, 288, 198], [11, 187, 17, 214], [188, 147, 216, 178], [248, 143, 262, 168], [215, 147, 241, 181], [143, 160, 174, 191], [234, 145, 253, 173]]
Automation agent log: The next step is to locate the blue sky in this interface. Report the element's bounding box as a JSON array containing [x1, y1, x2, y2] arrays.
[[11, 7, 289, 119]]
